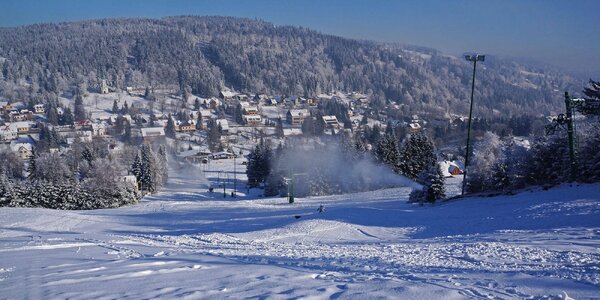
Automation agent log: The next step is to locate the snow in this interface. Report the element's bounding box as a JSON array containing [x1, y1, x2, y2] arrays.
[[1, 159, 599, 298]]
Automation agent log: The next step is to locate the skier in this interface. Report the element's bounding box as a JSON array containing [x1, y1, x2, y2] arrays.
[[317, 205, 326, 213]]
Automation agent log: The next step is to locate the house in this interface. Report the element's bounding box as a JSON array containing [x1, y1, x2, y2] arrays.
[[33, 104, 45, 114], [216, 119, 229, 133], [219, 90, 238, 100], [66, 131, 93, 144], [322, 115, 340, 129], [121, 175, 138, 191], [90, 112, 112, 122], [265, 98, 278, 106], [286, 109, 310, 126], [8, 110, 33, 122], [0, 102, 11, 113], [193, 110, 213, 129], [205, 98, 222, 109], [439, 161, 464, 177], [242, 106, 259, 115], [10, 142, 33, 159], [408, 122, 421, 133], [11, 122, 31, 134], [356, 97, 369, 107], [449, 165, 463, 176], [109, 114, 132, 124], [140, 127, 165, 143], [177, 120, 196, 133], [74, 120, 92, 130], [243, 115, 262, 126], [91, 123, 107, 136], [100, 79, 109, 94], [282, 128, 303, 137], [0, 124, 18, 141], [210, 151, 236, 160]]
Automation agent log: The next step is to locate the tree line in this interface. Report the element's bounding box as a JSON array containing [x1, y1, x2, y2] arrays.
[[0, 139, 168, 209], [0, 16, 582, 119]]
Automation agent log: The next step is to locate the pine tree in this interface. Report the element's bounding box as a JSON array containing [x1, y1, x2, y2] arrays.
[[0, 173, 17, 206], [246, 139, 271, 188], [276, 117, 284, 138], [123, 121, 132, 144], [61, 107, 74, 125], [374, 133, 399, 170], [27, 150, 37, 180], [409, 163, 445, 204], [112, 100, 119, 114], [47, 106, 59, 125], [234, 104, 244, 124], [398, 132, 436, 180], [131, 152, 142, 188], [121, 101, 129, 114], [207, 119, 222, 152], [140, 145, 158, 193], [360, 114, 368, 126], [196, 113, 203, 130], [165, 114, 176, 138], [144, 86, 151, 99], [157, 145, 168, 184], [301, 117, 315, 136], [113, 115, 125, 135], [74, 93, 86, 121], [583, 79, 600, 100], [81, 146, 95, 164], [194, 98, 201, 110], [489, 161, 509, 192]]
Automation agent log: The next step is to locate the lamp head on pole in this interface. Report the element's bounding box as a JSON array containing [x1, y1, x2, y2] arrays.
[[464, 54, 485, 62]]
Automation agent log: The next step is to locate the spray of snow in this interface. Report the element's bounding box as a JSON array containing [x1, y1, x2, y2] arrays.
[[276, 142, 420, 196]]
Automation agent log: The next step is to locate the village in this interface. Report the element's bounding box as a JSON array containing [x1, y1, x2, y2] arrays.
[[0, 80, 467, 192]]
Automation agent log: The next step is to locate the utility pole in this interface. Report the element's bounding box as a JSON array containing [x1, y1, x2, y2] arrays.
[[462, 54, 485, 196]]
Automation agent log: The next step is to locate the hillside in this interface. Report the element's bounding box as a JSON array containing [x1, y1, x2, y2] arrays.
[[0, 160, 598, 298], [0, 16, 583, 117]]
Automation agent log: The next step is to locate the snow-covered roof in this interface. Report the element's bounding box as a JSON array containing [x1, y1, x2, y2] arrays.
[[140, 127, 165, 137], [322, 115, 338, 124], [177, 119, 196, 126], [177, 149, 201, 158], [243, 106, 259, 112], [10, 142, 32, 152], [288, 109, 309, 117], [439, 160, 464, 177], [283, 128, 303, 136], [409, 123, 421, 130], [198, 110, 212, 117], [243, 115, 262, 121], [90, 112, 112, 121], [8, 121, 32, 130], [220, 90, 238, 98], [216, 119, 229, 130]]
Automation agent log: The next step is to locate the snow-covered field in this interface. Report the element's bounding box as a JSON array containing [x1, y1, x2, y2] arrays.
[[1, 159, 599, 299]]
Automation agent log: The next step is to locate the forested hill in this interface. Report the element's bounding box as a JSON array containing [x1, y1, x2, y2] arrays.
[[0, 16, 583, 116]]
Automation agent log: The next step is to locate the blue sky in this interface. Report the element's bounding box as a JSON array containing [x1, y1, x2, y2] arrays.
[[1, 0, 599, 74]]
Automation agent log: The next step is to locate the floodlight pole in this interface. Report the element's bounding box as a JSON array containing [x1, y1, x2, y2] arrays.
[[233, 153, 237, 197], [564, 92, 577, 181], [461, 54, 485, 196]]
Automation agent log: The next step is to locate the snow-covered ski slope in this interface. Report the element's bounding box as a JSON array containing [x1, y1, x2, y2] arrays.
[[1, 161, 599, 299]]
